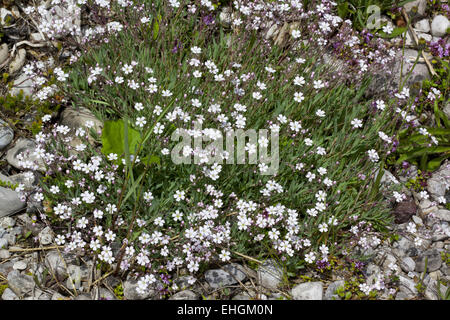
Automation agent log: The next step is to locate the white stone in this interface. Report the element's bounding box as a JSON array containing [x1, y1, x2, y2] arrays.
[[291, 282, 323, 300], [431, 15, 450, 37], [414, 19, 431, 33], [416, 32, 432, 42], [257, 259, 283, 290], [38, 226, 54, 245], [324, 280, 345, 300], [0, 186, 26, 218], [30, 33, 45, 42], [169, 290, 199, 300], [13, 260, 28, 271], [1, 288, 19, 300], [0, 43, 8, 65], [435, 209, 450, 222], [8, 48, 26, 74], [400, 257, 416, 273], [403, 0, 427, 15], [6, 138, 45, 172], [427, 161, 450, 201], [0, 119, 14, 150], [10, 73, 35, 97]]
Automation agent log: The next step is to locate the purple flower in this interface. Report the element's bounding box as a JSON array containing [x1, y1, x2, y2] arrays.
[[203, 14, 215, 25]]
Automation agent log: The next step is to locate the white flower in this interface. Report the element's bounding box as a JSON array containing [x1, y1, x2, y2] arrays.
[[191, 46, 201, 54], [174, 190, 186, 202], [291, 29, 301, 39], [50, 185, 60, 194], [305, 252, 316, 263], [318, 223, 328, 233], [136, 117, 147, 128], [316, 109, 325, 117], [294, 92, 304, 103], [219, 249, 231, 262], [367, 149, 379, 163], [382, 24, 394, 34]]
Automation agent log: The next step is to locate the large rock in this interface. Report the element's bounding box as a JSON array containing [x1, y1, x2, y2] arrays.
[[397, 275, 418, 298], [324, 280, 345, 300], [427, 161, 450, 202], [403, 0, 427, 16], [7, 270, 36, 296], [10, 73, 35, 97], [415, 249, 443, 272], [8, 49, 26, 74], [0, 43, 8, 65], [414, 19, 430, 33], [400, 257, 416, 273], [393, 198, 417, 224], [435, 209, 450, 222], [123, 279, 156, 300], [38, 226, 54, 245], [431, 15, 450, 37], [291, 282, 323, 300], [6, 138, 45, 172], [0, 186, 26, 218], [169, 290, 199, 300], [60, 106, 103, 143], [205, 263, 247, 289], [0, 119, 14, 150], [44, 250, 68, 280], [257, 259, 283, 290]]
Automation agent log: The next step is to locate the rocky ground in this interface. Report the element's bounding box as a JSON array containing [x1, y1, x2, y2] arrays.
[[0, 0, 449, 300]]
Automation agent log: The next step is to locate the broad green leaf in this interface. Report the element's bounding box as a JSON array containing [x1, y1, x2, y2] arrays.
[[153, 14, 161, 40], [427, 155, 449, 171], [101, 119, 141, 161]]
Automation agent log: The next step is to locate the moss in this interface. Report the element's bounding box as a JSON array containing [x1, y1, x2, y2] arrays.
[[0, 284, 8, 296], [114, 283, 124, 300]]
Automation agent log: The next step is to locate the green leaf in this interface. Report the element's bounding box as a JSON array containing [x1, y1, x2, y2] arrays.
[[337, 2, 349, 19], [427, 155, 449, 171], [153, 14, 162, 40], [101, 119, 142, 161], [395, 146, 450, 164], [142, 154, 161, 166]]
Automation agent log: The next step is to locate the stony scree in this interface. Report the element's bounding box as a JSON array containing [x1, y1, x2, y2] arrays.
[[0, 119, 14, 150], [291, 282, 323, 300], [415, 250, 443, 272], [6, 138, 45, 172], [324, 280, 345, 300], [434, 209, 450, 222], [7, 270, 36, 296], [0, 186, 26, 218], [431, 15, 450, 37], [2, 288, 19, 300], [44, 250, 69, 280], [400, 257, 416, 273], [426, 161, 450, 202], [204, 263, 247, 289], [123, 279, 156, 300], [10, 73, 35, 97], [0, 43, 8, 65], [168, 290, 199, 300], [414, 19, 431, 33], [257, 259, 284, 290], [403, 0, 427, 16], [8, 48, 26, 74], [38, 226, 54, 245]]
